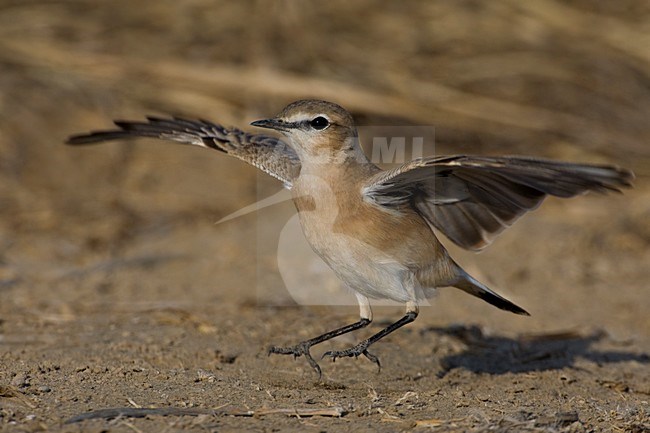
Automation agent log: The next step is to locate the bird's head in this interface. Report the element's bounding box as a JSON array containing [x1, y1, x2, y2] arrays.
[[251, 99, 360, 163]]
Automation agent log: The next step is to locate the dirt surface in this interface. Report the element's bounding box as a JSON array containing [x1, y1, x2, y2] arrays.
[[1, 1, 649, 432]]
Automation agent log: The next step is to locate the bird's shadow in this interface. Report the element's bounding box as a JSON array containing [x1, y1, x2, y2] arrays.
[[421, 325, 649, 377]]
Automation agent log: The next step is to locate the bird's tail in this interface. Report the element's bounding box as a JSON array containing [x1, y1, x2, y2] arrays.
[[453, 272, 529, 316]]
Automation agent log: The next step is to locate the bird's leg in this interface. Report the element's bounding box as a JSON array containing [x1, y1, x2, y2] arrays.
[[268, 294, 373, 378], [322, 302, 419, 371], [268, 319, 371, 377]]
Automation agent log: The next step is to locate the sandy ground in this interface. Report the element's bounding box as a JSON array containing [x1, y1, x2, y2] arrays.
[[1, 1, 649, 432]]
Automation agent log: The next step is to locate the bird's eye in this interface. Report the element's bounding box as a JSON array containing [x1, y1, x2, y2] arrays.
[[310, 116, 329, 130]]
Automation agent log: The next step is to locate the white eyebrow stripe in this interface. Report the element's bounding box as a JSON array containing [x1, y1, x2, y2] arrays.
[[283, 113, 330, 123]]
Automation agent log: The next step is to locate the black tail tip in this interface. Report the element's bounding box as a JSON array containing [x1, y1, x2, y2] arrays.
[[511, 305, 531, 316], [476, 290, 530, 316], [499, 300, 530, 316]]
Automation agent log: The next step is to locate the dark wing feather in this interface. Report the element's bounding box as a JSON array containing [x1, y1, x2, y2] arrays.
[[363, 155, 633, 251], [67, 116, 300, 188]]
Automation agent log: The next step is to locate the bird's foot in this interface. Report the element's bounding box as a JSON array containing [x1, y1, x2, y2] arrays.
[[322, 341, 381, 371], [268, 341, 322, 378]]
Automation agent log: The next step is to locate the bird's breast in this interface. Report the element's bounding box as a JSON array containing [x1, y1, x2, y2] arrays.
[[291, 174, 442, 271]]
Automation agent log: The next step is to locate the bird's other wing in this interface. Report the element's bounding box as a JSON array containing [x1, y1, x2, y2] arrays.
[[362, 155, 634, 251], [66, 116, 301, 188]]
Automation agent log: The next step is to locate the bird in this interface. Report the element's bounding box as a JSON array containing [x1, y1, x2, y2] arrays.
[[67, 99, 634, 377]]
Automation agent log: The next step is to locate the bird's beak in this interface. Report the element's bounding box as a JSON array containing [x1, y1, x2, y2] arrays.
[[250, 118, 292, 132]]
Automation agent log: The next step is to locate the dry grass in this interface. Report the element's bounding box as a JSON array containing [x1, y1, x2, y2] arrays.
[[1, 0, 648, 223]]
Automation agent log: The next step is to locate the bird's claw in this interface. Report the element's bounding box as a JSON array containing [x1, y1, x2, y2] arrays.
[[322, 342, 381, 371], [268, 341, 307, 358], [268, 341, 322, 378]]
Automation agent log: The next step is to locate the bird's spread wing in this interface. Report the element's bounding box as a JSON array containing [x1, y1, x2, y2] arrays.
[[66, 116, 301, 188], [363, 155, 634, 251]]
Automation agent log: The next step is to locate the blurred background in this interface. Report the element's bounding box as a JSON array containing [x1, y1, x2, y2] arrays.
[[0, 0, 648, 329]]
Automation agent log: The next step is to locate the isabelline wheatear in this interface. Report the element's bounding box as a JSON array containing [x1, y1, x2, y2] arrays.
[[67, 99, 633, 376]]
